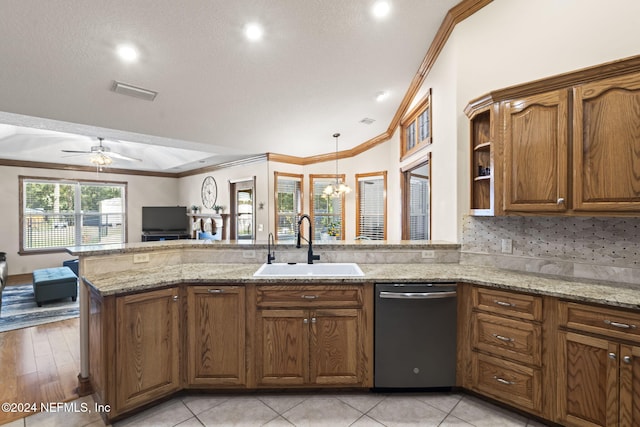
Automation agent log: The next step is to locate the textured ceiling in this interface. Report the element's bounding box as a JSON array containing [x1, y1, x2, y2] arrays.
[[0, 0, 460, 172]]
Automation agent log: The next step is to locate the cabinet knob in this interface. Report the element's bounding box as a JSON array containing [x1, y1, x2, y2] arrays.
[[623, 356, 633, 364], [311, 317, 317, 324], [608, 352, 617, 360], [303, 318, 308, 324], [557, 198, 565, 205], [172, 295, 179, 301]]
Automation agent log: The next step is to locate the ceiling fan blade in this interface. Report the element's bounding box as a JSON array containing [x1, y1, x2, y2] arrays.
[[108, 151, 142, 162], [61, 153, 90, 158], [61, 149, 92, 154]]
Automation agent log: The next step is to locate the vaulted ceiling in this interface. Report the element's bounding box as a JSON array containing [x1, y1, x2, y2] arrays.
[[0, 0, 462, 173]]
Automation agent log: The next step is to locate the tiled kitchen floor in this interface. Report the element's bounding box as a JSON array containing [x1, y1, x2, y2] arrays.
[[4, 391, 550, 427]]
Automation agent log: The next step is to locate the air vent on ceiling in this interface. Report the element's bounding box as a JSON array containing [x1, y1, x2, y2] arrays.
[[111, 81, 158, 101], [359, 117, 376, 125]]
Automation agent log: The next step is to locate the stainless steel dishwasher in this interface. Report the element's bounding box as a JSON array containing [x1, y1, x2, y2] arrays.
[[374, 282, 457, 389]]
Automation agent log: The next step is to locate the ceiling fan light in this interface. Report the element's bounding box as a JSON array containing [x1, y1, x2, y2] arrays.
[[90, 153, 112, 166]]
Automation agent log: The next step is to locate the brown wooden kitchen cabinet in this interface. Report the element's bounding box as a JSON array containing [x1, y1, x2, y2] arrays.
[[254, 284, 373, 387], [557, 301, 640, 427], [503, 90, 569, 212], [115, 287, 181, 413], [186, 285, 246, 387], [572, 71, 640, 212], [466, 56, 640, 216], [468, 286, 545, 415]]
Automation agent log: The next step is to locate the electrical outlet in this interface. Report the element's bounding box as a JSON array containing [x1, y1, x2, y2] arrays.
[[133, 253, 150, 263], [242, 250, 256, 259], [258, 224, 264, 232], [421, 250, 435, 259], [501, 239, 513, 254]]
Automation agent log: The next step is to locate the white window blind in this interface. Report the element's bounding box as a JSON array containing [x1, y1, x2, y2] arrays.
[[357, 175, 386, 240], [409, 176, 429, 240], [21, 178, 126, 251], [311, 177, 343, 240], [275, 175, 302, 241]]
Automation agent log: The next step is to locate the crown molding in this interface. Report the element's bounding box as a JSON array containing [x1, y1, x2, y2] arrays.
[[0, 158, 178, 178]]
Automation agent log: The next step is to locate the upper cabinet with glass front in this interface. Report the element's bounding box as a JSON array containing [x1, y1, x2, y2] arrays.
[[401, 89, 432, 160], [465, 55, 640, 216]]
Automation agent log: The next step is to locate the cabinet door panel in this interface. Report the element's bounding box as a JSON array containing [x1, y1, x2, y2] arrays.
[[256, 309, 308, 385], [573, 72, 640, 211], [310, 309, 362, 385], [116, 287, 180, 412], [504, 91, 568, 211], [473, 312, 541, 365], [558, 332, 618, 427], [187, 286, 245, 386], [619, 345, 640, 427]]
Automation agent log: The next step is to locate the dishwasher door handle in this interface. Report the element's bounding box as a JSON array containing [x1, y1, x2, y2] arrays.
[[379, 291, 457, 300]]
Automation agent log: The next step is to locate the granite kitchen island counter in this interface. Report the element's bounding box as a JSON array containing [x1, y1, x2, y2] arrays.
[[82, 262, 640, 310]]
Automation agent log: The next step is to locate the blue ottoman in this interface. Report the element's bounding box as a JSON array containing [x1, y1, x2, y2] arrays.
[[32, 267, 78, 307]]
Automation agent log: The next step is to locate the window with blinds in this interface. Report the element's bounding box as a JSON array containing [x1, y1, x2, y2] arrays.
[[20, 177, 127, 252], [274, 172, 303, 241], [310, 175, 344, 241], [356, 172, 387, 240], [409, 175, 430, 240]]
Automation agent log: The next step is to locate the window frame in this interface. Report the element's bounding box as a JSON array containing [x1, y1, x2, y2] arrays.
[[355, 171, 387, 240], [400, 89, 432, 160], [273, 172, 303, 242], [19, 175, 128, 254], [309, 174, 346, 241], [401, 154, 432, 240]]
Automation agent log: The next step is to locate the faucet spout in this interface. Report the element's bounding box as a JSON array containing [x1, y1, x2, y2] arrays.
[[267, 232, 276, 264], [297, 214, 320, 264]]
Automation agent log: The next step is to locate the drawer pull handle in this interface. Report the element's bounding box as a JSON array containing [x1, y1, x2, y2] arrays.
[[493, 376, 515, 385], [604, 319, 636, 329], [302, 295, 318, 300], [492, 334, 514, 343], [494, 300, 515, 308], [208, 289, 224, 294]]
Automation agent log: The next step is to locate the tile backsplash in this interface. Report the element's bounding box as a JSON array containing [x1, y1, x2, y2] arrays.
[[461, 216, 640, 284]]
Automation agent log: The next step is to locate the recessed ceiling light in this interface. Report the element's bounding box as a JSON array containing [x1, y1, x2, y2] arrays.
[[244, 23, 264, 41], [375, 91, 389, 102], [116, 44, 139, 62], [372, 1, 391, 19]]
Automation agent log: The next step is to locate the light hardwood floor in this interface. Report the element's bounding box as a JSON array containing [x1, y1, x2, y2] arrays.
[[0, 317, 80, 425]]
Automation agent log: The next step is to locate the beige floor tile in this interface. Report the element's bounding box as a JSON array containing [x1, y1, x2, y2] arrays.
[[450, 396, 528, 427], [262, 416, 294, 426], [414, 392, 463, 413], [281, 396, 362, 427], [3, 419, 25, 427], [366, 396, 448, 427], [197, 396, 278, 427], [181, 395, 230, 416], [24, 395, 104, 427], [113, 399, 193, 427], [257, 394, 308, 414], [350, 415, 385, 426], [174, 417, 206, 427], [334, 393, 386, 414], [439, 415, 475, 426]]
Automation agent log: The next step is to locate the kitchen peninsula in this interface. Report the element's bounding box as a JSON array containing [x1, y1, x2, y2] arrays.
[[68, 240, 640, 425]]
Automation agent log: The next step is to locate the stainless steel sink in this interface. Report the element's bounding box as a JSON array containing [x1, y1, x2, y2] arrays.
[[253, 262, 364, 277]]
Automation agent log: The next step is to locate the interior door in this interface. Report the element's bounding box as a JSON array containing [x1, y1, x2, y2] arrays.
[[229, 178, 255, 240]]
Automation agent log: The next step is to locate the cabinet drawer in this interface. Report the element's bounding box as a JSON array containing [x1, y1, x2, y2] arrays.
[[473, 287, 542, 321], [473, 312, 541, 366], [257, 285, 363, 308], [473, 352, 542, 414], [559, 301, 640, 342]]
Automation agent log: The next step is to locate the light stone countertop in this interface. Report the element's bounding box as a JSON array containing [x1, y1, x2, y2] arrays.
[[82, 263, 640, 311]]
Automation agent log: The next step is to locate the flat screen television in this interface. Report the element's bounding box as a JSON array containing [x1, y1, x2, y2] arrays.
[[142, 206, 189, 233]]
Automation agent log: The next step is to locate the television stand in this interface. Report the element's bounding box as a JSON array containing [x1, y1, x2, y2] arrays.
[[141, 232, 190, 242]]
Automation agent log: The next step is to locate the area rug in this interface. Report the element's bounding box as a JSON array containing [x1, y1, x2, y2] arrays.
[[0, 284, 79, 332]]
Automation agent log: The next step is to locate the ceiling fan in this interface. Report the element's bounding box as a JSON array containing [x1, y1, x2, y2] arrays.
[[61, 137, 142, 167]]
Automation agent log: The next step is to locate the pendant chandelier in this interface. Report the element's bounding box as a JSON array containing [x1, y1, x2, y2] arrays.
[[323, 133, 351, 198]]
